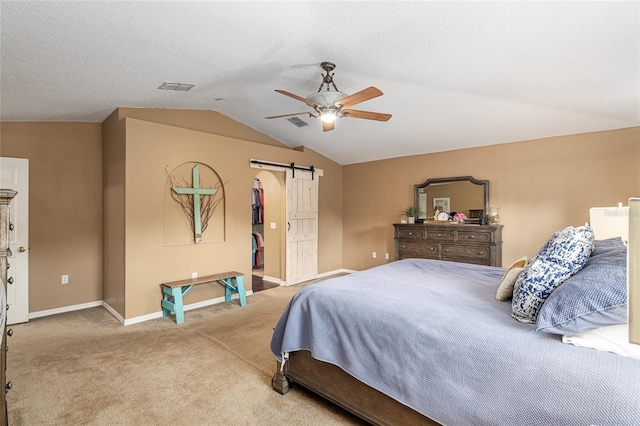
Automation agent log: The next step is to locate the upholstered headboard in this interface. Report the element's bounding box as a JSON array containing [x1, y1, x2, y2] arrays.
[[589, 204, 629, 244]]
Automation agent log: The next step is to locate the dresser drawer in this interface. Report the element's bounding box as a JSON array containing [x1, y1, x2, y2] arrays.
[[441, 244, 490, 261], [397, 228, 424, 240], [456, 231, 491, 243], [426, 230, 455, 241], [397, 241, 439, 256]]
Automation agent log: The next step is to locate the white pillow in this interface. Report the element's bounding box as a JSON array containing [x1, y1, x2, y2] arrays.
[[495, 256, 527, 301], [562, 324, 640, 360]]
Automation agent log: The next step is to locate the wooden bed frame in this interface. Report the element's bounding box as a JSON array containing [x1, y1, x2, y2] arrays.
[[272, 350, 439, 426]]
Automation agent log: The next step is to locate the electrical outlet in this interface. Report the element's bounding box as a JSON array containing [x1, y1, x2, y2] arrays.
[[372, 252, 377, 259], [61, 275, 69, 284], [270, 222, 276, 229], [385, 253, 390, 260], [192, 272, 198, 279]]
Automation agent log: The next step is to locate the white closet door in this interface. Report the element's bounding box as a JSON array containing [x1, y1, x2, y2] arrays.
[[285, 168, 318, 285], [0, 157, 29, 324]]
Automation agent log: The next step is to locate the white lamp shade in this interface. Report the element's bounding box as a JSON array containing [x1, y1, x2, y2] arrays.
[[307, 91, 348, 107]]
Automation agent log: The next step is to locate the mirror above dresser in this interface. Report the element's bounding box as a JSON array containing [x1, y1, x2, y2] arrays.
[[396, 176, 502, 266], [414, 176, 488, 223]]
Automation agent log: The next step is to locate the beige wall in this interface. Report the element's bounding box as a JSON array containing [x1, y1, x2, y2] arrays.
[[115, 108, 289, 149], [0, 122, 103, 312], [4, 113, 636, 320], [101, 112, 126, 315], [118, 116, 343, 319], [343, 127, 640, 270]]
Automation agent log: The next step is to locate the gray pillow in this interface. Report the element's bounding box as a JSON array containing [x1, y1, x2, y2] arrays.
[[536, 237, 627, 335]]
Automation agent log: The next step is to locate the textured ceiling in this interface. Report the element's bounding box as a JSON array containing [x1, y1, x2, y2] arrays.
[[1, 1, 638, 165]]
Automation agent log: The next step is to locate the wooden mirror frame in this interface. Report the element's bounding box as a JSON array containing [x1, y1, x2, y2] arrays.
[[414, 176, 489, 222]]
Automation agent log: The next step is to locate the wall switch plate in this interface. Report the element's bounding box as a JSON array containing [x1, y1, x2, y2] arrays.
[[385, 253, 390, 260], [372, 252, 377, 258], [61, 275, 69, 284], [192, 272, 198, 279], [270, 222, 276, 229]]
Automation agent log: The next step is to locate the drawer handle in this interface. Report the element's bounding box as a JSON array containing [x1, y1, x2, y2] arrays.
[[470, 235, 475, 239], [5, 382, 11, 393], [445, 248, 450, 252], [6, 329, 12, 337], [408, 232, 413, 235], [479, 251, 484, 255], [437, 233, 442, 237], [430, 247, 435, 251], [402, 245, 406, 249]]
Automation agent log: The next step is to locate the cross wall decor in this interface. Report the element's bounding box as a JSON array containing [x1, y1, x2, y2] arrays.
[[171, 165, 217, 243]]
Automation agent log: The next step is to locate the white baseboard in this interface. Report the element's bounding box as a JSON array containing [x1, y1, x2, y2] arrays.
[[262, 275, 282, 285], [29, 292, 253, 326], [281, 269, 356, 287], [29, 300, 103, 320], [102, 301, 125, 324], [318, 268, 357, 277]]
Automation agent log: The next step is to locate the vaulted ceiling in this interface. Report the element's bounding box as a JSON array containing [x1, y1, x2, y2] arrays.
[[1, 1, 638, 164]]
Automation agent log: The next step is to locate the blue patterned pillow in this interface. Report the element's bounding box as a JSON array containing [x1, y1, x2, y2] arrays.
[[536, 237, 627, 334], [511, 226, 594, 323]]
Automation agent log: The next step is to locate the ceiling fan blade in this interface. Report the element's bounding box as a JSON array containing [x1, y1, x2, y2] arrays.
[[335, 87, 383, 108], [275, 90, 321, 108], [342, 109, 392, 122], [322, 121, 335, 132], [265, 112, 312, 119]]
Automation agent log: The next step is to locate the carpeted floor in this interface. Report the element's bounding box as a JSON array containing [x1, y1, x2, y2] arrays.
[[6, 276, 365, 425]]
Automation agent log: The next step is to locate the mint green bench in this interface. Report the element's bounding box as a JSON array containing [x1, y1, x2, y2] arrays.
[[160, 271, 246, 324]]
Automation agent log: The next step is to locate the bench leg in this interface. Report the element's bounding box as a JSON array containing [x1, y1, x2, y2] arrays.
[[161, 286, 186, 325], [221, 276, 247, 307], [224, 281, 232, 303], [235, 276, 247, 307], [161, 286, 174, 317], [172, 287, 185, 324]]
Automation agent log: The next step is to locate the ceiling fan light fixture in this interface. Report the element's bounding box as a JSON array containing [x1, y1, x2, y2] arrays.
[[266, 61, 391, 132], [320, 111, 337, 123]]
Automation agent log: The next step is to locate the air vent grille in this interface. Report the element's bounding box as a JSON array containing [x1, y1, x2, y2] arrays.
[[158, 82, 195, 91], [287, 117, 308, 127]]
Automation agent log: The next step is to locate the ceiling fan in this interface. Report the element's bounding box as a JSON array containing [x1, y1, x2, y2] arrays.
[[265, 62, 392, 132]]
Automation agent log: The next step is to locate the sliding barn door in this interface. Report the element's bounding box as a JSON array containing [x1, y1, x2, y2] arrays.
[[286, 168, 318, 285]]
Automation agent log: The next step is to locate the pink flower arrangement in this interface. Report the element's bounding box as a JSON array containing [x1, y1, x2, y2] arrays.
[[453, 212, 467, 223]]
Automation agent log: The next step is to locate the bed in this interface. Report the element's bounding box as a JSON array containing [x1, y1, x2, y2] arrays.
[[270, 213, 640, 425]]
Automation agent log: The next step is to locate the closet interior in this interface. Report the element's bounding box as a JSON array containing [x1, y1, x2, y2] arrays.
[[251, 179, 265, 288]]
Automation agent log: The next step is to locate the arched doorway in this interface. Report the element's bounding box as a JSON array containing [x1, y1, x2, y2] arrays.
[[251, 170, 285, 291]]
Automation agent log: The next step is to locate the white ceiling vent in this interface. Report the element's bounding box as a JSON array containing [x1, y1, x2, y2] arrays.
[[158, 82, 195, 91], [287, 117, 309, 127]]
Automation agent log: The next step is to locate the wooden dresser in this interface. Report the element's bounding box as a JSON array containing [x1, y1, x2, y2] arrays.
[[394, 222, 503, 267], [0, 189, 16, 425]]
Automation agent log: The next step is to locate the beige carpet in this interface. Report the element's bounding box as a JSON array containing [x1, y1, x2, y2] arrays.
[[6, 278, 366, 425]]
